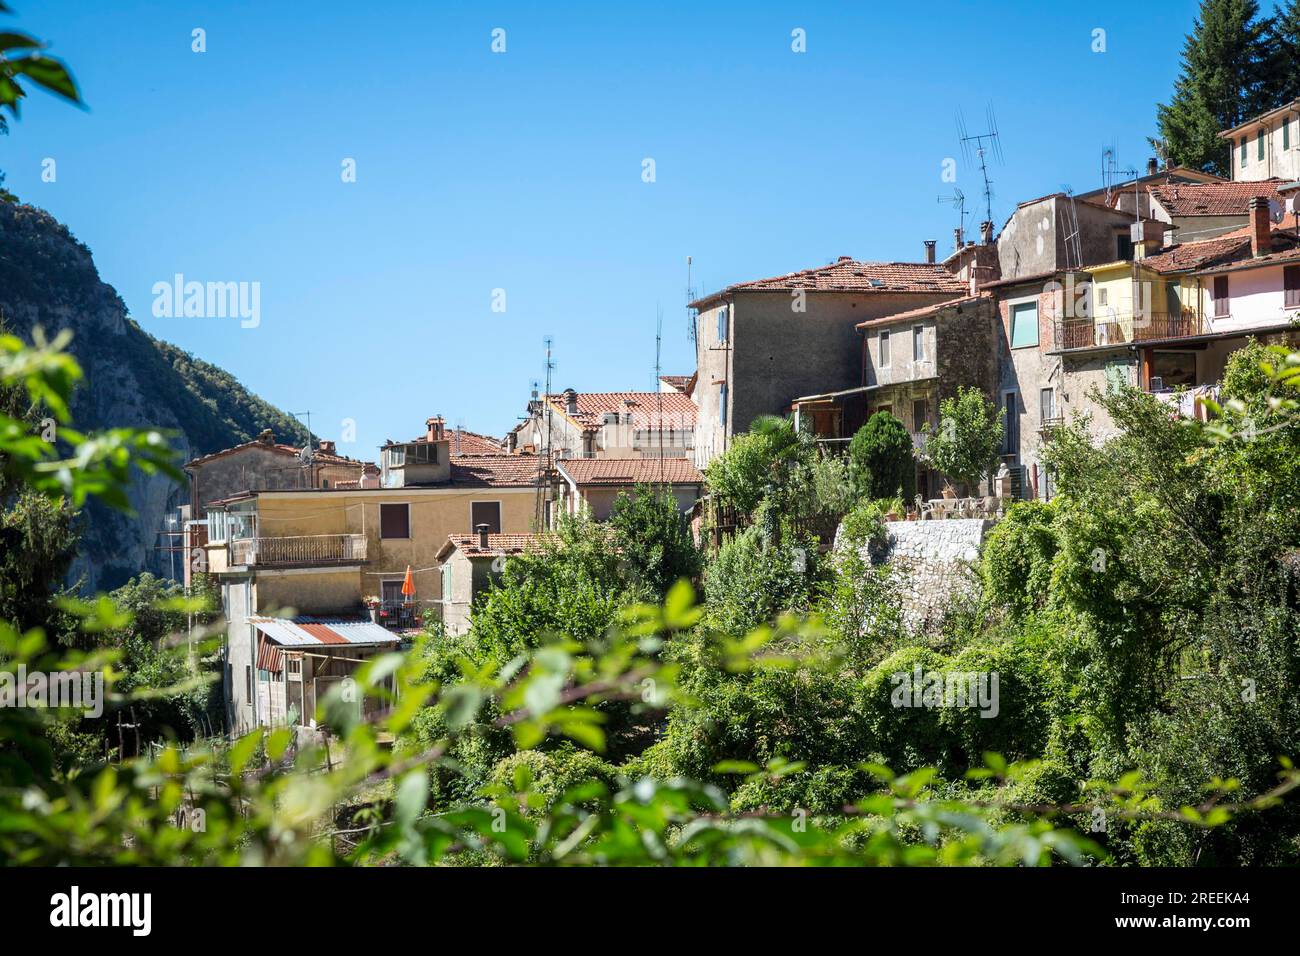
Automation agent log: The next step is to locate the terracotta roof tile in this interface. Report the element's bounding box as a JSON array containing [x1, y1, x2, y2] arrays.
[[556, 457, 702, 485], [1149, 181, 1284, 217], [691, 257, 966, 306], [855, 294, 988, 329], [449, 455, 542, 488], [546, 392, 697, 432], [439, 532, 548, 560], [449, 429, 504, 455]]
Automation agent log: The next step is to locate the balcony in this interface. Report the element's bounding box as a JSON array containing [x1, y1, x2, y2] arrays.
[[230, 534, 367, 568], [1053, 312, 1208, 351]]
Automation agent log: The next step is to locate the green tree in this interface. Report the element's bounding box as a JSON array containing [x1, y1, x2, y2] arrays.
[[1153, 0, 1274, 175], [608, 483, 700, 599], [1266, 0, 1300, 105], [923, 386, 1004, 495], [704, 414, 811, 517], [848, 410, 915, 500]]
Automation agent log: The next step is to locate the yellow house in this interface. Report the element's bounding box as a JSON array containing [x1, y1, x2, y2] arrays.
[[202, 418, 540, 733]]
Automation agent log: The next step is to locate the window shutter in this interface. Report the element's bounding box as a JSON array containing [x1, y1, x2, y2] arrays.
[[1213, 276, 1230, 317], [1286, 120, 1292, 151], [1258, 129, 1266, 161], [379, 502, 410, 539], [1285, 265, 1300, 308], [1240, 137, 1248, 166], [470, 500, 502, 534]]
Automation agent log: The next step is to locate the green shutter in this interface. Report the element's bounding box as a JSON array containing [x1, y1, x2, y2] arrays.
[[1258, 129, 1265, 160], [1241, 137, 1248, 166], [1010, 302, 1039, 349], [1286, 119, 1291, 150]]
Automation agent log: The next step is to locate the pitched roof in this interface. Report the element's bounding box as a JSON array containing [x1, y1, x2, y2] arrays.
[[658, 374, 693, 392], [690, 257, 966, 307], [1138, 234, 1253, 273], [1218, 98, 1300, 137], [183, 437, 369, 470], [556, 457, 702, 486], [1149, 180, 1283, 217], [437, 532, 548, 560], [449, 429, 504, 455], [546, 391, 697, 433], [449, 455, 542, 488], [855, 294, 988, 329]]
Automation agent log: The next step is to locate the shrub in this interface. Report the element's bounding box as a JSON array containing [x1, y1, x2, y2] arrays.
[[979, 501, 1058, 619], [924, 386, 1004, 493], [848, 411, 915, 500], [608, 483, 701, 599]]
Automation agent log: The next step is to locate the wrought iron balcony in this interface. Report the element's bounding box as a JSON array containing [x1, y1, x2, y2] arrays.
[[230, 534, 367, 568], [1053, 312, 1208, 351]]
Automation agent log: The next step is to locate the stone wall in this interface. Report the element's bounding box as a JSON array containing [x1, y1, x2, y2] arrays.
[[848, 517, 995, 631]]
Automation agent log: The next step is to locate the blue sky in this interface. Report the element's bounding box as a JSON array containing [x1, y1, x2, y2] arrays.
[[1, 0, 1224, 456]]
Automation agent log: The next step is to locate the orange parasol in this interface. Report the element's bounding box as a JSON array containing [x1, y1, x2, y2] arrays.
[[400, 564, 415, 600]]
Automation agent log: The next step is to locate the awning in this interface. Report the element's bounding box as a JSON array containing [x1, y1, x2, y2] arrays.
[[250, 616, 401, 649], [257, 636, 284, 672]]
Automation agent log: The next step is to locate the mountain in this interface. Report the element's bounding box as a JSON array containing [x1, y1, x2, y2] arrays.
[[0, 200, 309, 592]]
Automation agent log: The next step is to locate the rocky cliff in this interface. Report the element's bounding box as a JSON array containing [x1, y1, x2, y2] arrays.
[[0, 201, 308, 591]]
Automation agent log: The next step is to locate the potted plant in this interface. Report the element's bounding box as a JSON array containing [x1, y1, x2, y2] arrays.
[[364, 595, 381, 623]]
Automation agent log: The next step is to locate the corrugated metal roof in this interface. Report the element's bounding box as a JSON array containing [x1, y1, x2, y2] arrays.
[[249, 616, 400, 648]]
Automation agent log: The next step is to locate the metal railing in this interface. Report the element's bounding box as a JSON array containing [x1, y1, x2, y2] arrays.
[[1054, 312, 1207, 351], [231, 534, 367, 567]]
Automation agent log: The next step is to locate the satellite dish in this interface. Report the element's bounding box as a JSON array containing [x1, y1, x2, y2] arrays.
[[1269, 198, 1285, 224], [298, 445, 314, 465]]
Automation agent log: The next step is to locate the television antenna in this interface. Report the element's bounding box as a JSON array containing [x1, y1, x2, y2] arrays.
[[938, 187, 968, 247], [685, 255, 697, 348], [957, 105, 1004, 226], [535, 337, 555, 529]]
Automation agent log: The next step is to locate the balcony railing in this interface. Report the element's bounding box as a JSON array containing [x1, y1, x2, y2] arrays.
[[231, 534, 367, 568], [1054, 312, 1207, 351]]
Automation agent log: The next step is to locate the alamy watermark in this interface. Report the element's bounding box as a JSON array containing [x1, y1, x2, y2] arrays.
[[890, 665, 999, 718], [0, 665, 103, 718], [151, 274, 261, 328]]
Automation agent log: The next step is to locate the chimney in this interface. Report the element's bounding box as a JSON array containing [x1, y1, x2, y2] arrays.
[[953, 226, 964, 251], [1249, 196, 1271, 257], [475, 522, 490, 551], [563, 388, 578, 415], [1130, 219, 1162, 260], [1146, 157, 1159, 176], [923, 240, 936, 264], [426, 416, 445, 442], [257, 428, 275, 445], [317, 439, 335, 456], [980, 220, 994, 245]]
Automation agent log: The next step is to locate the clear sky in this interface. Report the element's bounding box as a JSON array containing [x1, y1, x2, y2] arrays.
[[1, 0, 1226, 457]]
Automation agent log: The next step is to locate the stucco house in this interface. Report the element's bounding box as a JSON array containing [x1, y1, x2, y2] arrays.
[[1220, 98, 1300, 183], [554, 457, 703, 521], [436, 530, 544, 636], [201, 418, 540, 733], [510, 389, 697, 460], [688, 255, 968, 469]]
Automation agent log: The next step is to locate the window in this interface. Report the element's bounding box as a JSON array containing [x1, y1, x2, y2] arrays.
[[1285, 265, 1300, 308], [1098, 287, 1108, 306], [876, 403, 893, 419], [912, 326, 924, 362], [1116, 233, 1133, 261], [1240, 136, 1248, 167], [1213, 275, 1229, 318], [1151, 351, 1197, 390], [1003, 392, 1019, 455], [1040, 388, 1056, 423], [719, 384, 727, 426], [1010, 301, 1039, 349], [879, 331, 891, 367], [717, 306, 728, 343], [379, 502, 410, 539], [911, 398, 927, 432], [471, 500, 501, 534], [1258, 128, 1266, 161]]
